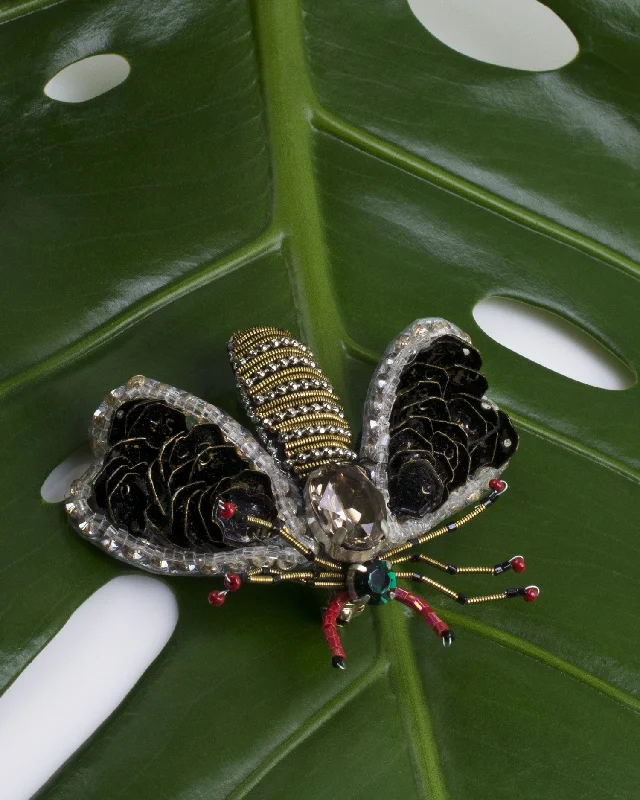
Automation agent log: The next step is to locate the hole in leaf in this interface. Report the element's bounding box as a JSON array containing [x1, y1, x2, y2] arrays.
[[44, 54, 130, 103], [407, 0, 579, 71], [473, 297, 634, 390], [0, 576, 178, 800], [41, 443, 94, 503]]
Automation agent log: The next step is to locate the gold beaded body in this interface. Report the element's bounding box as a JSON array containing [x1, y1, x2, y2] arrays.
[[228, 326, 357, 480]]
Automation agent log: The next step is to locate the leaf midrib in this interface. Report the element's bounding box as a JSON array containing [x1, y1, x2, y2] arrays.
[[249, 1, 447, 796], [250, 0, 349, 395]]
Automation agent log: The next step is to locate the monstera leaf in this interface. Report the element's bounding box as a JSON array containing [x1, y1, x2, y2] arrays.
[[1, 1, 639, 797]]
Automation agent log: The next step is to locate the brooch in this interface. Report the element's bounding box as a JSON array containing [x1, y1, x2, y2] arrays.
[[66, 318, 538, 669]]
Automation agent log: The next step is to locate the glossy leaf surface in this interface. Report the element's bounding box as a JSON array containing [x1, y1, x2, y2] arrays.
[[1, 1, 639, 798]]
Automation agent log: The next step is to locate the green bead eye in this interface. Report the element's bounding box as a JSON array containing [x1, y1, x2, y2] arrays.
[[354, 560, 397, 606]]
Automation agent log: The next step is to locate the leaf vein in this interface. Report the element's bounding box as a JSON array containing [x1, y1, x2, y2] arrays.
[[441, 609, 640, 714], [0, 229, 282, 401], [224, 658, 387, 800], [312, 107, 640, 283]]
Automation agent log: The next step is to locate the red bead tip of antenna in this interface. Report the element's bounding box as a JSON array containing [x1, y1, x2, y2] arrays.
[[510, 556, 526, 574], [524, 586, 539, 603], [208, 590, 227, 606], [218, 501, 237, 520], [224, 572, 242, 592], [488, 479, 507, 493]]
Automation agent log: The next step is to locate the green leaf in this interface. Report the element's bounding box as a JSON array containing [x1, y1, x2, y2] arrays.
[[1, 0, 639, 798]]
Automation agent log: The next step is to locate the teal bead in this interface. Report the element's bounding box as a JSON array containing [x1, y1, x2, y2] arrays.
[[354, 560, 397, 606]]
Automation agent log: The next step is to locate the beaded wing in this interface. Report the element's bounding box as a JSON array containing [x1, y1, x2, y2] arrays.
[[66, 319, 538, 669]]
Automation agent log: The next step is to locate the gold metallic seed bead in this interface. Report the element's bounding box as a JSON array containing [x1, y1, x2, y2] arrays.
[[277, 527, 314, 557], [285, 434, 352, 456], [312, 581, 347, 589], [271, 413, 348, 433], [237, 348, 309, 376], [249, 367, 328, 395], [416, 525, 450, 545], [278, 571, 315, 581], [245, 515, 274, 530], [297, 553, 343, 571], [281, 425, 352, 441], [288, 452, 355, 471], [466, 593, 507, 605], [381, 546, 404, 560], [382, 545, 413, 560], [417, 556, 448, 571], [280, 571, 343, 582], [233, 327, 288, 354], [456, 566, 494, 574], [384, 524, 449, 560], [315, 559, 344, 572], [422, 577, 459, 600], [410, 555, 492, 575], [232, 325, 285, 344], [257, 390, 340, 416], [455, 506, 486, 526], [292, 456, 354, 476]]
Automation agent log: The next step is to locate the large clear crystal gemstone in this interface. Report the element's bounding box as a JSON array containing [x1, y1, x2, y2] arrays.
[[304, 464, 387, 562]]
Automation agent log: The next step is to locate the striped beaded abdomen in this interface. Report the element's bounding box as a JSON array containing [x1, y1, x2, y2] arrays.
[[228, 327, 357, 481]]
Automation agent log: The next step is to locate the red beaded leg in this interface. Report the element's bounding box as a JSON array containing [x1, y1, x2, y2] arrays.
[[322, 591, 350, 669], [393, 587, 454, 647], [208, 572, 243, 606]]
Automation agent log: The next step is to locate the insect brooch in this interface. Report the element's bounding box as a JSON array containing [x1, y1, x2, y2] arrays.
[[66, 318, 538, 669]]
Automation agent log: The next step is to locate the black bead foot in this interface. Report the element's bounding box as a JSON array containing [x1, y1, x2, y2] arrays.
[[332, 656, 346, 670], [441, 630, 455, 647]]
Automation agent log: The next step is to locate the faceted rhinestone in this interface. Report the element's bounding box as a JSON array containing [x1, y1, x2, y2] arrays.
[[305, 464, 387, 555], [354, 560, 397, 606], [368, 562, 392, 594]]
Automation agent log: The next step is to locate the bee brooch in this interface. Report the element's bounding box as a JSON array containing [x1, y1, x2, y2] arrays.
[[66, 318, 538, 669]]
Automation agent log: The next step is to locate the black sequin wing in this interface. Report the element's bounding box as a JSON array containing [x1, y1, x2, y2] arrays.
[[66, 376, 311, 576], [360, 319, 518, 542]]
